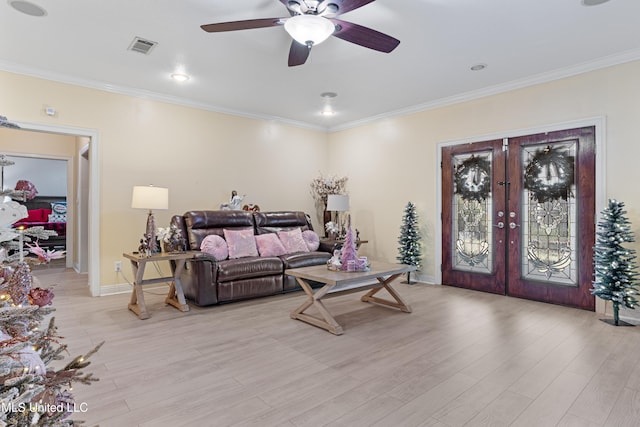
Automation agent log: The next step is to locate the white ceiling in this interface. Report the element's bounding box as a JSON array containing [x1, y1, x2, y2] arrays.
[[1, 0, 639, 131]]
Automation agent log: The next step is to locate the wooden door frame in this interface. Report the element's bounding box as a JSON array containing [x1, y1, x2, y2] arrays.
[[435, 116, 607, 312]]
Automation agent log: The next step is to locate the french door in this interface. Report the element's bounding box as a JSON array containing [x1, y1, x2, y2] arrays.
[[441, 127, 596, 310]]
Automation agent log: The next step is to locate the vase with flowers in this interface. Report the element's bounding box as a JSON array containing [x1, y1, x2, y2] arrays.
[[310, 173, 348, 236]]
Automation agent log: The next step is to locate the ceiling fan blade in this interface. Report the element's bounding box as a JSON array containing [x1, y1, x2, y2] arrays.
[[288, 41, 311, 66], [201, 18, 285, 33], [331, 19, 399, 53]]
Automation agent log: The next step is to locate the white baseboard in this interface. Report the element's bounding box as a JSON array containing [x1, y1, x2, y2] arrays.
[[99, 282, 133, 296]]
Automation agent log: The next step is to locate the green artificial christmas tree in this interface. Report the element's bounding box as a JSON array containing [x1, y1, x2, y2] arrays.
[[397, 201, 421, 284], [591, 199, 639, 326]]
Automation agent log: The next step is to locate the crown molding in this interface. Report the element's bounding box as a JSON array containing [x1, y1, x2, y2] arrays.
[[328, 48, 640, 133], [0, 60, 328, 132], [3, 47, 640, 135]]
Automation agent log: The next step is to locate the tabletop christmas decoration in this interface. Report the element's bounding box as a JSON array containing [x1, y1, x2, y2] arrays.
[[591, 199, 639, 326]]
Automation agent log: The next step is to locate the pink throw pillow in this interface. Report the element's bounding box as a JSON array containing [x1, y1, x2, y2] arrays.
[[223, 228, 258, 259], [255, 233, 287, 257], [277, 228, 309, 254], [302, 230, 320, 251], [200, 235, 229, 261]]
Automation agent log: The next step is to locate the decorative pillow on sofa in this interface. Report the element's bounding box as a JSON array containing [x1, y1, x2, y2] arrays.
[[277, 228, 309, 254], [302, 230, 320, 251], [200, 235, 229, 261], [255, 233, 287, 257], [223, 228, 259, 259]]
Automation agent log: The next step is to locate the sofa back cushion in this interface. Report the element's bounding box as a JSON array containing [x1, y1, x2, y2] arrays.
[[254, 211, 312, 235], [183, 210, 255, 251]]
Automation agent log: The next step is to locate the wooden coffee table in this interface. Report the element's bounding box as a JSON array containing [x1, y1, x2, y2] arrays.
[[285, 261, 416, 335]]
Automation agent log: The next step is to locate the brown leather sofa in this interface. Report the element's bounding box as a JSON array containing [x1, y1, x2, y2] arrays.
[[169, 210, 333, 306]]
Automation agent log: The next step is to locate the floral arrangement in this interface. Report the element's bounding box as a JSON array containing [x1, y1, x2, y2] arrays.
[[157, 223, 186, 252], [310, 173, 348, 204]]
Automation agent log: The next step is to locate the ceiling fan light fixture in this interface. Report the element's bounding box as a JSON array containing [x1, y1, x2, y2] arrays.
[[284, 15, 335, 47]]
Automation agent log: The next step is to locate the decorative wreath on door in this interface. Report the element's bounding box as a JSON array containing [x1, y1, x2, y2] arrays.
[[523, 146, 575, 203], [454, 155, 492, 202]]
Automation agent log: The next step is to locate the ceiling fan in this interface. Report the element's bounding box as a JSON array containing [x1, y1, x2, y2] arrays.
[[201, 0, 400, 66]]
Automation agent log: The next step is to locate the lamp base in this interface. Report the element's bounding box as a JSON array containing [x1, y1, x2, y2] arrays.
[[146, 211, 159, 254]]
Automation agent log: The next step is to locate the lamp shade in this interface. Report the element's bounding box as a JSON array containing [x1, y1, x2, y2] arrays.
[[131, 185, 168, 210], [326, 194, 349, 211], [284, 15, 335, 46]]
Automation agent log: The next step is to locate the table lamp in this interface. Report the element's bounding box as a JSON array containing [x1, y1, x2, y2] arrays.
[[131, 185, 168, 254], [326, 194, 350, 238]]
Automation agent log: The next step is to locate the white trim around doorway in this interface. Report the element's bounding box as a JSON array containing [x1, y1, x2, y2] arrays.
[[13, 120, 101, 297], [435, 116, 606, 311]]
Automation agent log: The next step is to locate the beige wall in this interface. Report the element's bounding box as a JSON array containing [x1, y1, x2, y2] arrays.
[[329, 60, 640, 282], [2, 59, 640, 291], [0, 126, 75, 157], [0, 70, 329, 287]]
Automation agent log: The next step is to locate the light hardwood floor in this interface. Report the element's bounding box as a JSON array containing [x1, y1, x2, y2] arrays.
[[33, 267, 640, 427]]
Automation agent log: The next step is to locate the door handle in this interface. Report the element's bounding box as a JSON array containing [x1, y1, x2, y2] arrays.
[[494, 222, 504, 229], [509, 222, 520, 229]]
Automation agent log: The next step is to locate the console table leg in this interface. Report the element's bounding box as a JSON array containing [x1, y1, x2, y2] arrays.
[[164, 259, 190, 312], [128, 260, 150, 320]]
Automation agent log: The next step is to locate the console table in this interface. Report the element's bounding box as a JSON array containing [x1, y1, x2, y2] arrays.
[[286, 261, 415, 335], [123, 251, 197, 320]]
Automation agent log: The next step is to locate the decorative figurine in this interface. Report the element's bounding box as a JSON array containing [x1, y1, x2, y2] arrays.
[[220, 190, 245, 210]]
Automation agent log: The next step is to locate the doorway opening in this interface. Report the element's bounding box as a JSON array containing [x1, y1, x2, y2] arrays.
[[1, 121, 100, 296]]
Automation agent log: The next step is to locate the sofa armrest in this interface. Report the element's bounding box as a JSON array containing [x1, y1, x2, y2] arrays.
[[179, 255, 220, 306], [318, 240, 337, 254]]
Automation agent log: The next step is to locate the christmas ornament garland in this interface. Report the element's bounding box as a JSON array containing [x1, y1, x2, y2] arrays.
[[454, 156, 491, 202], [524, 146, 575, 203]]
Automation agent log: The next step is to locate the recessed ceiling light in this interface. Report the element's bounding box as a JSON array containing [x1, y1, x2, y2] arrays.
[[470, 63, 487, 71], [171, 73, 190, 82], [582, 0, 611, 6], [9, 0, 47, 17], [321, 110, 336, 116], [320, 92, 338, 99]]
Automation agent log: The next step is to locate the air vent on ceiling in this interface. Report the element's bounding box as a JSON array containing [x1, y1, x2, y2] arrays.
[[128, 37, 157, 55]]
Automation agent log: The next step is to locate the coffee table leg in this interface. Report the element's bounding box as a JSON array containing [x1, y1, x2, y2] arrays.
[[361, 273, 413, 313], [290, 278, 344, 335]]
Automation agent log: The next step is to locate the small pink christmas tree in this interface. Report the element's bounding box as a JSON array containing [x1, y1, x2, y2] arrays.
[[340, 226, 358, 271]]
